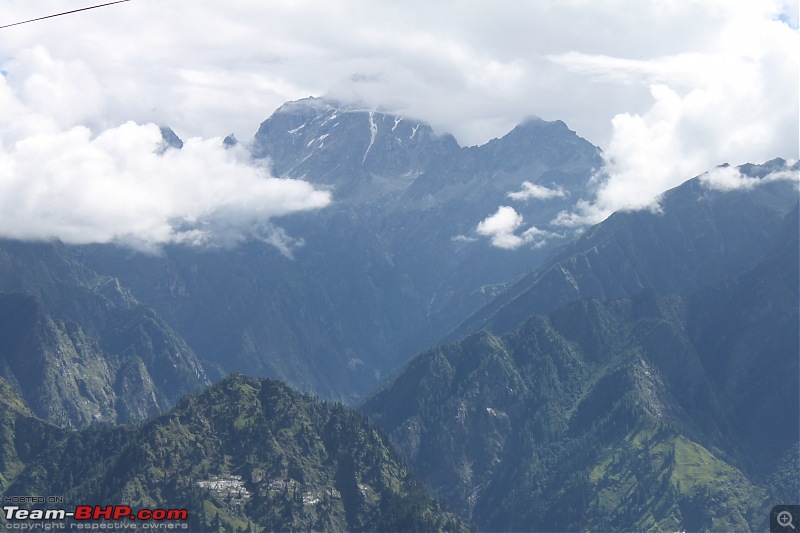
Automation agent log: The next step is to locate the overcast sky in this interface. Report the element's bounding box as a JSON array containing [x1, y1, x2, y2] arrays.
[[0, 0, 797, 246]]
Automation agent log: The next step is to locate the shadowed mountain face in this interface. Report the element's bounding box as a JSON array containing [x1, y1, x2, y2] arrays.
[[0, 374, 467, 533], [686, 203, 799, 469], [78, 97, 604, 401], [361, 169, 799, 532], [0, 240, 209, 428]]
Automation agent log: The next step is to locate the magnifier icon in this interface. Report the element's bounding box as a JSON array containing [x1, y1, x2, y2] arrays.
[[778, 511, 796, 530]]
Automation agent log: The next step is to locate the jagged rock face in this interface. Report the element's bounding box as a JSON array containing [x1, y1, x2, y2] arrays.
[[252, 99, 462, 199], [79, 97, 605, 400], [0, 240, 209, 427]]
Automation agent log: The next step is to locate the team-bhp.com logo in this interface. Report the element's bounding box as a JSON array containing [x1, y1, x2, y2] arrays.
[[3, 505, 189, 529]]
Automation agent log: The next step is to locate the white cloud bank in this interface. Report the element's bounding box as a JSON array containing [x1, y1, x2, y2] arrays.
[[476, 206, 558, 250], [549, 2, 798, 226], [2, 1, 796, 147], [0, 57, 330, 251]]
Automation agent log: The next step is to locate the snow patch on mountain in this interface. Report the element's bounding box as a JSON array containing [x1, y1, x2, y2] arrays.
[[363, 110, 378, 164]]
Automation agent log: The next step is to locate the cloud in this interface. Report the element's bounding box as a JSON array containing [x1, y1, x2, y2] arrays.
[[256, 225, 306, 259], [476, 206, 559, 249], [0, 1, 795, 150], [0, 65, 330, 251], [476, 206, 523, 249], [550, 162, 800, 228], [699, 164, 799, 191], [549, 2, 798, 226], [699, 166, 759, 192], [508, 182, 566, 201]]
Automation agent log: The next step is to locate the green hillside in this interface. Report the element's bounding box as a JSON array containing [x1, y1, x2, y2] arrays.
[[0, 374, 466, 532], [362, 212, 799, 531]]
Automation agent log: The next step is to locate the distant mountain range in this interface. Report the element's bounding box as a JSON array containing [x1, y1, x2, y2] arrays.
[[77, 97, 604, 401]]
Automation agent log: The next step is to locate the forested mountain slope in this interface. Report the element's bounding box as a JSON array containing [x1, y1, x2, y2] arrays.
[[362, 169, 799, 532], [0, 374, 466, 532]]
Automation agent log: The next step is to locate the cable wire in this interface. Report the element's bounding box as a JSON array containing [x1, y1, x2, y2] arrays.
[[0, 0, 132, 30]]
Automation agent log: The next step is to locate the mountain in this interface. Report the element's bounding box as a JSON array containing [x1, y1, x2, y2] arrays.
[[78, 97, 604, 400], [0, 240, 209, 427], [0, 91, 795, 532], [361, 167, 799, 531], [451, 158, 799, 339], [0, 374, 467, 533]]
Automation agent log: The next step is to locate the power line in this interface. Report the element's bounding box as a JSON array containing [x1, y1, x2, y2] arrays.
[[0, 0, 132, 30]]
